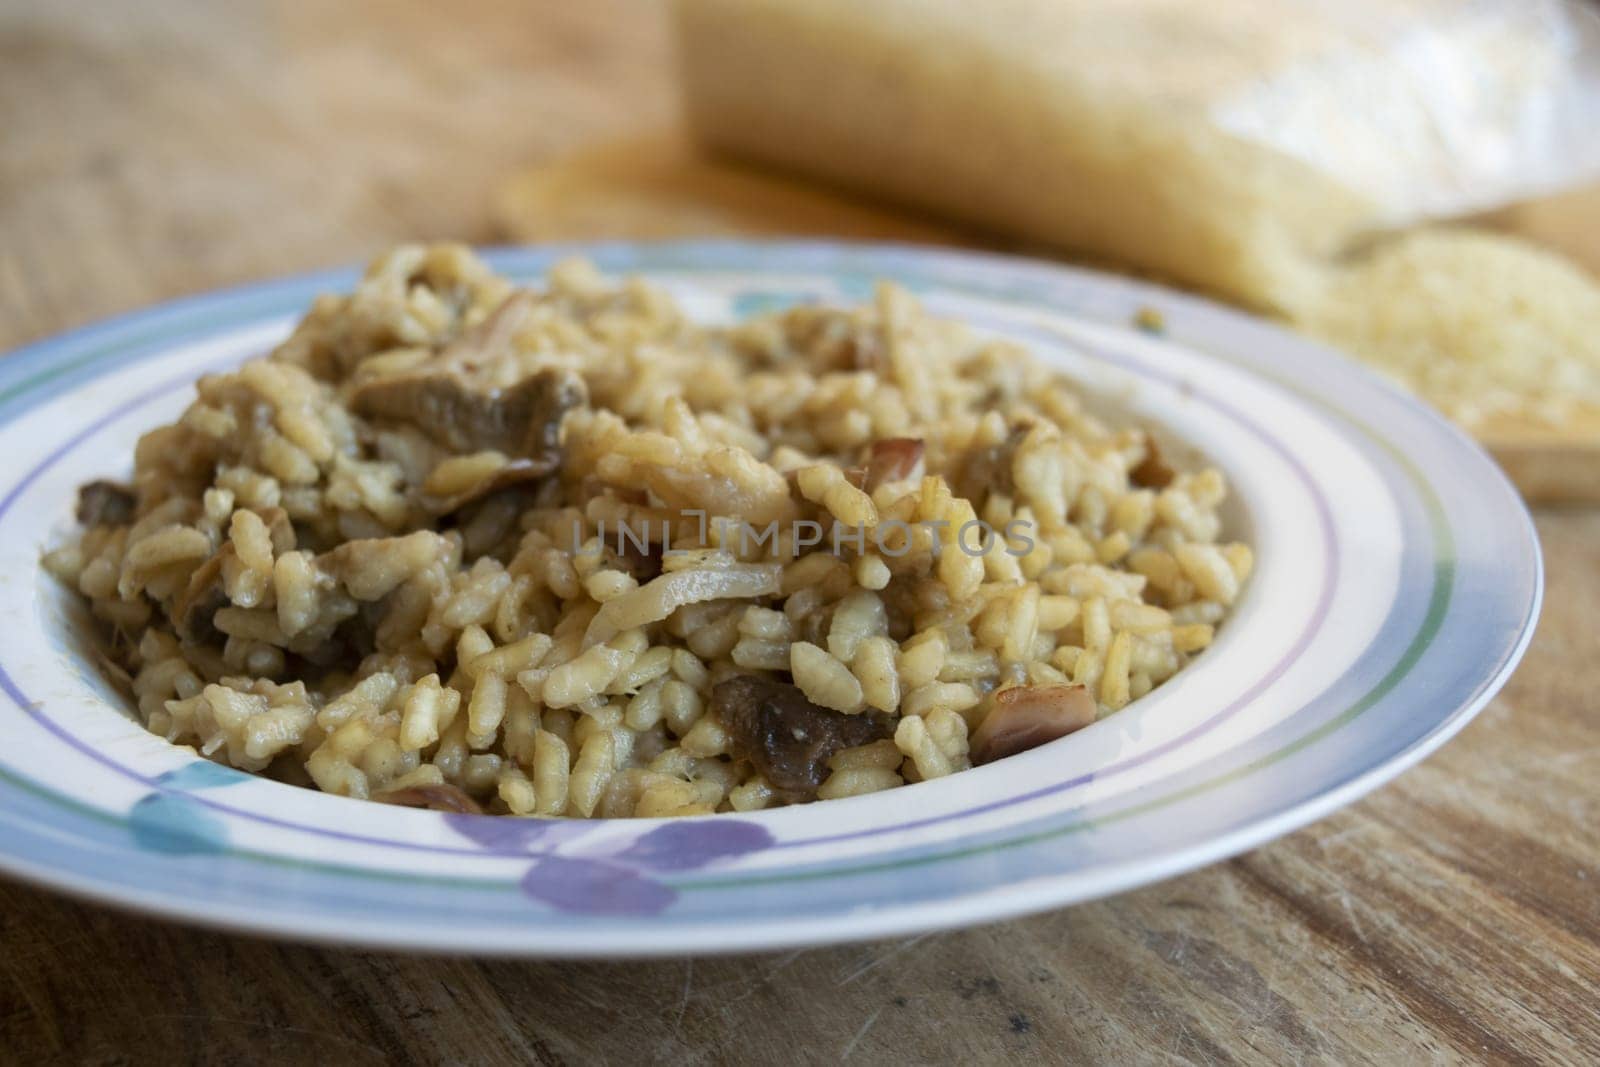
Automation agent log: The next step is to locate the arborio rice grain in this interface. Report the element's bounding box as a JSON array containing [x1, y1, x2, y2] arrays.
[[46, 244, 1252, 818]]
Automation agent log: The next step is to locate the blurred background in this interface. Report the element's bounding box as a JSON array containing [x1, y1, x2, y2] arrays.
[[3, 2, 1598, 1062], [0, 2, 676, 314], [6, 0, 1600, 499]]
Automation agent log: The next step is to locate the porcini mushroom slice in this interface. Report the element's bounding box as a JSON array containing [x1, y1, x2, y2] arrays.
[[350, 366, 586, 462], [373, 783, 484, 815], [970, 684, 1098, 765], [171, 544, 233, 644], [76, 480, 137, 526], [714, 676, 894, 802], [1130, 432, 1175, 489], [955, 426, 1026, 500]]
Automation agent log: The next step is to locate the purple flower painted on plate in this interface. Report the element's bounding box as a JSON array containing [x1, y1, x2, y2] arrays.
[[443, 813, 600, 854], [444, 815, 774, 914], [613, 820, 774, 871], [520, 856, 677, 916]]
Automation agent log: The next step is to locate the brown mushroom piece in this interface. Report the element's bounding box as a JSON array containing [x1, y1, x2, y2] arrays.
[[76, 480, 137, 526], [954, 426, 1027, 501], [373, 783, 484, 815], [713, 676, 894, 803], [350, 365, 586, 464], [1130, 432, 1175, 489], [970, 684, 1098, 765], [839, 465, 870, 491], [170, 544, 233, 644], [864, 437, 925, 490], [607, 538, 663, 583]]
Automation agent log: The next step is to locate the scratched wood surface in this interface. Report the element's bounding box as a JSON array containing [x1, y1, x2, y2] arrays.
[[1, 3, 1596, 1064]]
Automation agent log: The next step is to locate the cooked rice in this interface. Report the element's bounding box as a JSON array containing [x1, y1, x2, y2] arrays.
[[45, 244, 1251, 817]]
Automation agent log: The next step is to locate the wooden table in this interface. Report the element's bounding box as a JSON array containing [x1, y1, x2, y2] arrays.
[[2, 3, 1595, 1062]]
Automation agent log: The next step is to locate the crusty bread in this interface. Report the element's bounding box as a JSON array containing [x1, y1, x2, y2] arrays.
[[677, 0, 1598, 313], [1302, 229, 1600, 430], [675, 0, 1373, 313], [1301, 228, 1600, 503]]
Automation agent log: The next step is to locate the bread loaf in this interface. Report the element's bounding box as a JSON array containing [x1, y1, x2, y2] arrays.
[[676, 0, 1600, 314], [678, 0, 1385, 311]]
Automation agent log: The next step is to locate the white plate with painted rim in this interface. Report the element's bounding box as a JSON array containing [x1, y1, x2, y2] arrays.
[[0, 241, 1540, 956]]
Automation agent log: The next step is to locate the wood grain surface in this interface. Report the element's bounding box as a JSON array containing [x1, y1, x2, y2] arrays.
[[1, 3, 1596, 1064]]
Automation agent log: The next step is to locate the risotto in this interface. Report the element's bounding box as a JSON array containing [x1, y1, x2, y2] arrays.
[[45, 245, 1252, 818]]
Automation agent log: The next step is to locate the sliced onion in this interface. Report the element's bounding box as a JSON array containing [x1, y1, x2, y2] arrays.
[[583, 563, 782, 646]]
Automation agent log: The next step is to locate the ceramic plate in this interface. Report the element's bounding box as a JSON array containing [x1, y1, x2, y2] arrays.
[[0, 242, 1540, 956]]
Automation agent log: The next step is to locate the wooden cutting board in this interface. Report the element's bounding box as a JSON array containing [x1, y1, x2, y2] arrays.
[[494, 132, 1600, 505], [492, 132, 967, 245]]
